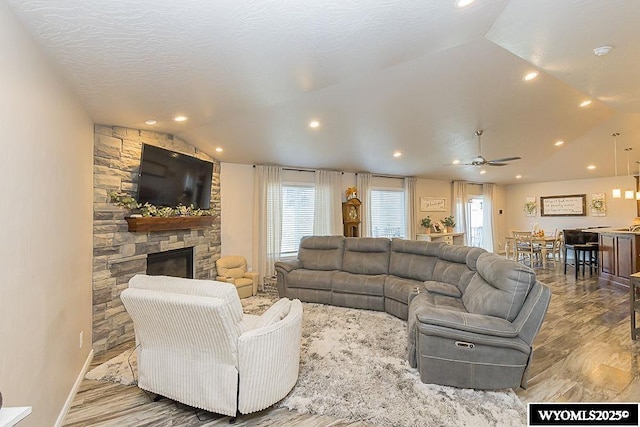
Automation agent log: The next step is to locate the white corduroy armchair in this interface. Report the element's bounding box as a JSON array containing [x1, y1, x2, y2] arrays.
[[120, 274, 303, 417], [216, 255, 258, 298]]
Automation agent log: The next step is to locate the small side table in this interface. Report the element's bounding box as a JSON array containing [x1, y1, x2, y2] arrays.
[[631, 273, 640, 340], [262, 275, 278, 295]]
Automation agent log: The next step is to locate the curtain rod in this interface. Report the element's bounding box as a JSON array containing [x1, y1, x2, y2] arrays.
[[253, 165, 343, 174], [356, 172, 414, 179]]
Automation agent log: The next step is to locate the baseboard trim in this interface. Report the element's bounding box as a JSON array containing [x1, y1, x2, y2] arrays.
[[55, 349, 94, 427]]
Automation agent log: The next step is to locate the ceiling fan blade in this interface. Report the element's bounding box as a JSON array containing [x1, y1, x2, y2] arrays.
[[488, 156, 521, 163], [486, 162, 508, 166]]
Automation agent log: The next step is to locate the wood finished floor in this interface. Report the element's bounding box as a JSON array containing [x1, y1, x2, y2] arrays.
[[64, 263, 640, 426]]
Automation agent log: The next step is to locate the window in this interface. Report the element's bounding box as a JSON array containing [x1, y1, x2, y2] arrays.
[[468, 197, 483, 247], [280, 184, 315, 256], [370, 189, 406, 238]]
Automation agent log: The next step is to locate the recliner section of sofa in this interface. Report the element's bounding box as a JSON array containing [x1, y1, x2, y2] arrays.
[[407, 252, 551, 390]]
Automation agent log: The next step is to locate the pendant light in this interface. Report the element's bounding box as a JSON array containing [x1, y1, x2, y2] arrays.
[[625, 147, 634, 199], [636, 161, 640, 200], [612, 132, 621, 198]]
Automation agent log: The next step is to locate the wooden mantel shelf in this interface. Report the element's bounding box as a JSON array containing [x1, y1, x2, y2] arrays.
[[125, 216, 214, 232]]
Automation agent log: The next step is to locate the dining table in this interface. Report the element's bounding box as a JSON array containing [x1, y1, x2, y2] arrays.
[[504, 235, 558, 268]]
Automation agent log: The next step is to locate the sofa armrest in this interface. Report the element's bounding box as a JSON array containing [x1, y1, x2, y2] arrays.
[[274, 259, 301, 273], [423, 280, 462, 298], [216, 276, 234, 284], [237, 300, 303, 414], [415, 307, 518, 338]]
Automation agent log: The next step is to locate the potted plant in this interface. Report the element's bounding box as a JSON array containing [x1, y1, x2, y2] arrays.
[[442, 215, 456, 233], [420, 216, 432, 233]]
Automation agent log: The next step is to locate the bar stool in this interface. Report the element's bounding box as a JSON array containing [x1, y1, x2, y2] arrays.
[[563, 230, 598, 279]]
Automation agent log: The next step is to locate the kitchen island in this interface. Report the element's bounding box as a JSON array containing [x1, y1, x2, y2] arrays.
[[586, 228, 640, 288]]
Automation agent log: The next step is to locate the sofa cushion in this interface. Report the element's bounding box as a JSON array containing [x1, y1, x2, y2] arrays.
[[287, 269, 336, 290], [341, 237, 390, 275], [333, 272, 385, 296], [462, 252, 536, 322], [298, 236, 345, 271], [388, 239, 440, 281], [432, 245, 486, 293]]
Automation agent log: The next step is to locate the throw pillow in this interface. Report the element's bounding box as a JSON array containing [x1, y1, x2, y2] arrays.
[[254, 298, 291, 329]]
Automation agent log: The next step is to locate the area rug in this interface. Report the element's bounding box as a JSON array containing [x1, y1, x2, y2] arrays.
[[86, 295, 527, 426]]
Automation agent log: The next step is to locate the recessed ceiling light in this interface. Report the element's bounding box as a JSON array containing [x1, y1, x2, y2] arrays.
[[455, 0, 475, 8], [587, 165, 596, 170], [515, 175, 522, 179], [215, 147, 223, 153], [309, 120, 320, 128], [593, 45, 612, 56], [523, 71, 539, 81], [579, 100, 592, 107], [393, 151, 402, 158], [173, 115, 188, 122], [452, 159, 461, 165], [479, 170, 487, 174], [555, 140, 564, 146], [144, 119, 157, 125]]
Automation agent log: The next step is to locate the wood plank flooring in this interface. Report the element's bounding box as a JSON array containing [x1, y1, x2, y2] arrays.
[[64, 264, 640, 426]]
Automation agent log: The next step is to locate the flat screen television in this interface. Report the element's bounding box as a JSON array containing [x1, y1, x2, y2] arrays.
[[137, 144, 213, 209]]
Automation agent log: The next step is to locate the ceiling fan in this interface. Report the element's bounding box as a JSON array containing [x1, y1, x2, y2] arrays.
[[459, 130, 521, 167]]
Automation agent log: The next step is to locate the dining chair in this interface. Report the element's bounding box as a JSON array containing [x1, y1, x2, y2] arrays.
[[513, 231, 541, 266]]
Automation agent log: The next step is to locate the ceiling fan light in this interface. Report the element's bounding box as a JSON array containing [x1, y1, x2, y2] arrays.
[[612, 188, 622, 199]]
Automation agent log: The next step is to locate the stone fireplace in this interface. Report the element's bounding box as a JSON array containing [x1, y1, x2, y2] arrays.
[[92, 125, 221, 354]]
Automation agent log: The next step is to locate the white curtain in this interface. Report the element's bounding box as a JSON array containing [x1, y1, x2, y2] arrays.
[[404, 177, 417, 239], [252, 165, 282, 281], [356, 172, 372, 237], [452, 180, 470, 245], [483, 183, 496, 252], [313, 170, 343, 235]]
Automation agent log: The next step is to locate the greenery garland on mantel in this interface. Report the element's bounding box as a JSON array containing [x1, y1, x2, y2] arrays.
[[109, 191, 214, 218]]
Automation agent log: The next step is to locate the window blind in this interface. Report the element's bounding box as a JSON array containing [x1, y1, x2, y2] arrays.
[[370, 189, 406, 238], [281, 184, 315, 256]]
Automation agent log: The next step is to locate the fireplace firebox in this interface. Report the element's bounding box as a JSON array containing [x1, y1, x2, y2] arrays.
[[146, 247, 194, 279]]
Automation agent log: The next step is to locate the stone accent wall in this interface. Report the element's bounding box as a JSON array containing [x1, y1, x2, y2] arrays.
[[92, 125, 221, 354]]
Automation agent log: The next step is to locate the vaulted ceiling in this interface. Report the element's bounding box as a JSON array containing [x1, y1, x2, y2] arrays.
[[7, 0, 640, 184]]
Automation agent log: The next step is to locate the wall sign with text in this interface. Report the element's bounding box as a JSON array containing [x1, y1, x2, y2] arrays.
[[420, 197, 447, 212], [540, 194, 586, 216]]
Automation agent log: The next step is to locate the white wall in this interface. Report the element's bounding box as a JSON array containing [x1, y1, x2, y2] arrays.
[[220, 163, 255, 269], [0, 4, 94, 426], [503, 175, 637, 246]]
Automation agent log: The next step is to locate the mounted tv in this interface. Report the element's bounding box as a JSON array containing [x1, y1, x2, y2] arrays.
[[137, 144, 213, 209]]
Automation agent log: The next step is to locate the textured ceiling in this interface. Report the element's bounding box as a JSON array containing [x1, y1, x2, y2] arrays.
[[7, 0, 640, 184]]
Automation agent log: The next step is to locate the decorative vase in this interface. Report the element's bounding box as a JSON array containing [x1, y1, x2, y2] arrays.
[[424, 228, 431, 234], [446, 227, 454, 233]]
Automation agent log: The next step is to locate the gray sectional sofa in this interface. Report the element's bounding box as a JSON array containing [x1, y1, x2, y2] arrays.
[[275, 235, 551, 390]]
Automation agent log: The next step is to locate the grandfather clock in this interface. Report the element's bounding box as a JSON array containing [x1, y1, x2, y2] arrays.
[[342, 198, 361, 237]]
